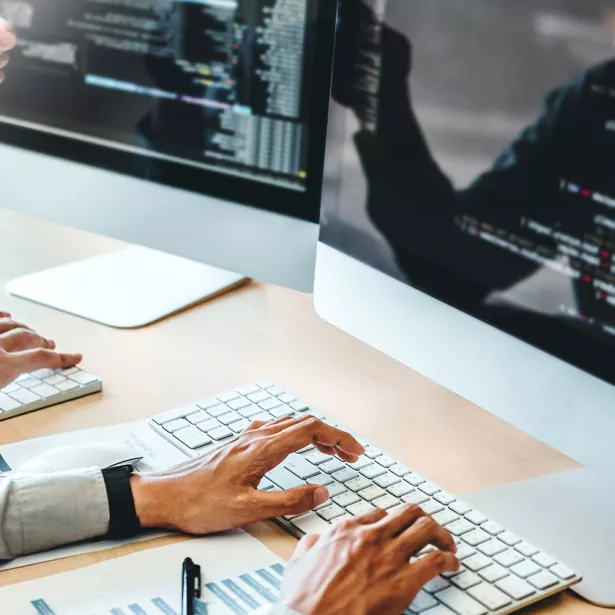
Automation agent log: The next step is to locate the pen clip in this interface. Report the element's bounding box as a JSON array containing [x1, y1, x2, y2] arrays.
[[184, 557, 201, 600]]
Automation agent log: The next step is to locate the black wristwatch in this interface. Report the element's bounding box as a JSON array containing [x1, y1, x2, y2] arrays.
[[102, 465, 141, 539]]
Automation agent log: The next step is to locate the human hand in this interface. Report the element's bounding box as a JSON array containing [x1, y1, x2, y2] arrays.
[[130, 415, 365, 534], [278, 505, 459, 615], [0, 311, 83, 388], [0, 20, 16, 83]]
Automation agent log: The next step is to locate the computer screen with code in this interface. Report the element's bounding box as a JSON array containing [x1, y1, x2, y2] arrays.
[[0, 0, 332, 203]]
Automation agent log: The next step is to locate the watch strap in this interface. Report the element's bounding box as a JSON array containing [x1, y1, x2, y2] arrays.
[[102, 464, 141, 539]]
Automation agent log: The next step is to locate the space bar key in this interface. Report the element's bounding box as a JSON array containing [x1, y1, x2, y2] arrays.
[[266, 466, 306, 490]]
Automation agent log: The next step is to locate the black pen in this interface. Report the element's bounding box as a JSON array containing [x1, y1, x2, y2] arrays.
[[181, 557, 201, 615]]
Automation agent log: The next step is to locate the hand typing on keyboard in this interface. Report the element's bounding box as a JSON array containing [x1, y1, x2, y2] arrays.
[[129, 414, 366, 535], [0, 311, 83, 388], [279, 505, 459, 615]]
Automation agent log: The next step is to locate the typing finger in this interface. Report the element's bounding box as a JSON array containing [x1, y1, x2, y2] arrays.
[[290, 533, 321, 562], [404, 550, 460, 596], [0, 21, 16, 52], [0, 328, 55, 352], [11, 348, 83, 373], [0, 318, 32, 335], [374, 503, 427, 538], [396, 516, 457, 558], [255, 483, 329, 520]]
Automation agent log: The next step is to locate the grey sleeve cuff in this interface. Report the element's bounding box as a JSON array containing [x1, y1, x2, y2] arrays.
[[0, 468, 110, 560]]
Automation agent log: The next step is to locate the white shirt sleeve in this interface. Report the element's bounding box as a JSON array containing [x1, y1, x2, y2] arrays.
[[0, 468, 110, 560]]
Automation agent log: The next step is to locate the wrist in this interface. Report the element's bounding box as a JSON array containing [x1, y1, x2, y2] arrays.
[[130, 474, 173, 529]]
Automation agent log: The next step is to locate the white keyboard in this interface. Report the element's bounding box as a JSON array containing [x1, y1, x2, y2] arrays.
[[0, 367, 102, 421], [149, 382, 581, 615]]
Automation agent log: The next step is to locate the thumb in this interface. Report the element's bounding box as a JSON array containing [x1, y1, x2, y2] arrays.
[[257, 484, 330, 518]]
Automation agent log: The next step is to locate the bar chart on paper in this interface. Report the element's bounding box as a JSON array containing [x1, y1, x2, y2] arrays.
[[27, 563, 286, 615]]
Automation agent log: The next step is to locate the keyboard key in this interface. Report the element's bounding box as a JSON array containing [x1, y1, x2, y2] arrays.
[[330, 513, 353, 525], [364, 446, 381, 459], [326, 481, 347, 498], [163, 418, 191, 433], [43, 374, 67, 386], [480, 521, 504, 536], [320, 459, 346, 474], [347, 501, 377, 517], [279, 393, 297, 404], [207, 404, 232, 418], [186, 411, 210, 424], [375, 455, 396, 468], [267, 466, 305, 490], [373, 494, 400, 510], [422, 500, 445, 516], [446, 519, 475, 536], [550, 564, 576, 580], [345, 476, 372, 492], [247, 391, 270, 403], [332, 468, 359, 483], [306, 451, 332, 466], [418, 482, 440, 496], [463, 554, 492, 573], [154, 405, 199, 424], [31, 368, 55, 379], [527, 571, 559, 590], [259, 398, 283, 411], [56, 380, 79, 392], [0, 393, 21, 412], [515, 542, 539, 557], [499, 531, 522, 547], [462, 529, 491, 547], [270, 406, 294, 419], [239, 404, 262, 418], [388, 482, 414, 498], [402, 492, 429, 506], [174, 426, 212, 449], [318, 504, 346, 521], [195, 419, 221, 432], [435, 586, 487, 615], [408, 590, 438, 613], [250, 412, 274, 423], [532, 552, 557, 568], [258, 478, 275, 491], [217, 390, 241, 403], [494, 550, 525, 568], [434, 492, 456, 506], [31, 384, 60, 399], [265, 385, 285, 397], [479, 564, 509, 583], [218, 411, 242, 425], [433, 510, 459, 527], [17, 378, 42, 389], [292, 512, 331, 535], [496, 576, 535, 600], [196, 397, 221, 410], [348, 457, 372, 471], [1, 383, 19, 393], [405, 473, 426, 486], [451, 570, 482, 590], [334, 491, 361, 508], [208, 426, 234, 441], [477, 539, 507, 557], [227, 397, 251, 411], [360, 464, 387, 480], [374, 472, 401, 489], [390, 463, 411, 477], [284, 454, 320, 480], [425, 607, 456, 615], [510, 560, 542, 579], [465, 511, 488, 525], [467, 583, 512, 611], [9, 388, 41, 405], [423, 576, 451, 594], [231, 419, 252, 433], [67, 372, 98, 385], [289, 400, 309, 412], [58, 367, 79, 376], [455, 545, 476, 561], [450, 501, 472, 515], [358, 485, 386, 501], [306, 473, 334, 486], [236, 384, 260, 396]]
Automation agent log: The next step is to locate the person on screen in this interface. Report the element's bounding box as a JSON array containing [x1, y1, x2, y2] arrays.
[[334, 0, 615, 328]]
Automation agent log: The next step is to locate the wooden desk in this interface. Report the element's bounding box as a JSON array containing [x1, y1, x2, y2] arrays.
[[0, 209, 602, 615]]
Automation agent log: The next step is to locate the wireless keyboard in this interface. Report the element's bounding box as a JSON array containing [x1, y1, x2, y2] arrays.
[[0, 367, 102, 421], [148, 382, 581, 615]]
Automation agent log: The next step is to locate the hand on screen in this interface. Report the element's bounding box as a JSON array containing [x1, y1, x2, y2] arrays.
[[0, 312, 83, 387], [0, 19, 16, 83]]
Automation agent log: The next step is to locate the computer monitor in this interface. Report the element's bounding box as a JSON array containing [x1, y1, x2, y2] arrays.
[[0, 0, 336, 295], [316, 0, 615, 604]]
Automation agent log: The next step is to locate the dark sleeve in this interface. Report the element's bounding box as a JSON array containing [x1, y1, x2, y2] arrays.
[[365, 34, 583, 295]]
